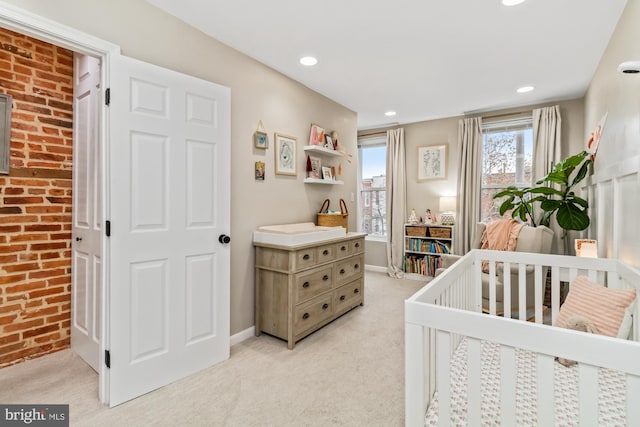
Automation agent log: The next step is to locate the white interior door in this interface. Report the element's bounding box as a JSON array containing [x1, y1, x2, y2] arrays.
[[71, 53, 102, 372], [106, 54, 231, 406]]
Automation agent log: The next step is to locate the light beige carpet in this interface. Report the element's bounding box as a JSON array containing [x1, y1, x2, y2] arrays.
[[0, 271, 427, 426]]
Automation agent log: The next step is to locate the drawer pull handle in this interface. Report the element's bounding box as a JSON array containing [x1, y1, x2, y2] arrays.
[[303, 312, 310, 320], [354, 288, 360, 294], [303, 282, 310, 288], [322, 303, 329, 310], [339, 295, 346, 301], [355, 242, 360, 248], [340, 269, 345, 274], [341, 246, 347, 251], [354, 264, 359, 269], [323, 275, 329, 281], [303, 254, 310, 260], [323, 249, 329, 255]]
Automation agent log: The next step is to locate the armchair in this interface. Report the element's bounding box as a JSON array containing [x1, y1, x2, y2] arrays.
[[437, 222, 554, 313]]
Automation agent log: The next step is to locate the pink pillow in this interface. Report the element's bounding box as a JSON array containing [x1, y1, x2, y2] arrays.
[[555, 275, 636, 338]]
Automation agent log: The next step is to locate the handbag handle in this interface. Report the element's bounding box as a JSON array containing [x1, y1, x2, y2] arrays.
[[339, 198, 348, 216], [318, 199, 330, 214]]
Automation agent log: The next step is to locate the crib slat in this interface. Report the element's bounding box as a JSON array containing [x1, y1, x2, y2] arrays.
[[503, 262, 511, 319], [578, 363, 599, 425], [489, 261, 497, 315], [467, 338, 482, 425], [628, 375, 640, 426], [500, 345, 516, 425], [534, 264, 543, 323], [518, 263, 526, 321], [405, 323, 426, 427], [436, 330, 451, 425], [536, 353, 554, 426]]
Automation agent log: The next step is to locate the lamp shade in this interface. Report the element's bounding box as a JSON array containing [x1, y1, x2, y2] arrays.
[[439, 196, 456, 212]]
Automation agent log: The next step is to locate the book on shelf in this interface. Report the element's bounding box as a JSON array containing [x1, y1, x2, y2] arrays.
[[405, 238, 450, 254], [403, 254, 444, 276]]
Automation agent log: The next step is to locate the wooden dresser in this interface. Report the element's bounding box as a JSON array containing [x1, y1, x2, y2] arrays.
[[254, 233, 365, 349]]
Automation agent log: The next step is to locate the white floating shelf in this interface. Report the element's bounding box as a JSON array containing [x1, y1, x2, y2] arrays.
[[303, 145, 342, 157], [304, 178, 344, 185]]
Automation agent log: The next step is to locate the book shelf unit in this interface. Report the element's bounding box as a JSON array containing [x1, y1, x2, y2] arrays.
[[403, 224, 454, 279]]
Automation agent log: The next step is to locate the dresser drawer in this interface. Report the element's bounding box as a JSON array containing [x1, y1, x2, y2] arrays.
[[335, 241, 352, 258], [334, 277, 363, 314], [316, 243, 336, 263], [294, 294, 333, 336], [350, 238, 364, 254], [335, 255, 363, 285], [295, 248, 317, 270], [295, 265, 333, 303]]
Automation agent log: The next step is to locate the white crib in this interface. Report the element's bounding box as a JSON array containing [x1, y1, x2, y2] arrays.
[[405, 249, 640, 426]]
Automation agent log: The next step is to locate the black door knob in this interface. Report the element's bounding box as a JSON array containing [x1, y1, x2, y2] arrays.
[[75, 237, 82, 242], [218, 234, 231, 244]]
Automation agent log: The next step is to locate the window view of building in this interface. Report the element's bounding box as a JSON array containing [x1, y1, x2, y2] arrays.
[[480, 118, 533, 222], [358, 139, 386, 237]]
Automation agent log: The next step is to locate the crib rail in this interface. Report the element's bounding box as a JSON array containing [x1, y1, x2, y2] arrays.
[[405, 250, 640, 427]]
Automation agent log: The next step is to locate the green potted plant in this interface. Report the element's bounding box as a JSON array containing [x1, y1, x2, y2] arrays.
[[493, 151, 592, 251]]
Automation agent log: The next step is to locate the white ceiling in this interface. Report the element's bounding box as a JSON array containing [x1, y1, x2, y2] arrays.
[[148, 0, 627, 130]]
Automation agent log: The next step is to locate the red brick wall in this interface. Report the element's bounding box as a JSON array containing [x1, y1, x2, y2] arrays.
[[0, 28, 74, 367]]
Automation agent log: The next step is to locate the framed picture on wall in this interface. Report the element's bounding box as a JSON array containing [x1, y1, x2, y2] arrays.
[[254, 131, 268, 149], [274, 132, 297, 176], [417, 144, 447, 181]]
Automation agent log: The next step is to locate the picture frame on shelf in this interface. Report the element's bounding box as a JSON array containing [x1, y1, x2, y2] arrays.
[[254, 130, 268, 149], [322, 166, 333, 181], [309, 156, 322, 179], [274, 133, 297, 176], [417, 144, 447, 181], [324, 134, 334, 150], [309, 123, 325, 146]]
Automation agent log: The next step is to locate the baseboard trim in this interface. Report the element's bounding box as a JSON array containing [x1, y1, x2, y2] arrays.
[[230, 326, 255, 347], [365, 264, 387, 273]]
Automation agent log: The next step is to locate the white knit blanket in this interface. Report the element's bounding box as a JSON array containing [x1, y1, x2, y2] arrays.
[[424, 338, 626, 426]]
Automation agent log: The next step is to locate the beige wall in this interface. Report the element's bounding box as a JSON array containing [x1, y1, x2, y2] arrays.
[[583, 0, 640, 264], [584, 0, 640, 165], [2, 0, 358, 335]]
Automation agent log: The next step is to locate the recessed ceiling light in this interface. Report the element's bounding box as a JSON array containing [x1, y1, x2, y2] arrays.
[[502, 0, 526, 5], [385, 111, 397, 117], [516, 85, 535, 93], [299, 56, 318, 66]]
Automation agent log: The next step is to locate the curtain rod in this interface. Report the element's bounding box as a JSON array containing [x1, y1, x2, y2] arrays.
[[471, 110, 532, 120], [357, 130, 387, 138]]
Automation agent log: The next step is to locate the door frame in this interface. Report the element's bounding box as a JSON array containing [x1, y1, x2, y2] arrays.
[[0, 1, 120, 404]]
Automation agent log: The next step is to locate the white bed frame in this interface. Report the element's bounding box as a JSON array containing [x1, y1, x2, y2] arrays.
[[405, 249, 640, 426]]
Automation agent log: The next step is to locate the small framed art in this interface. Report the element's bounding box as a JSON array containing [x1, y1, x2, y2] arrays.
[[309, 123, 325, 146], [275, 133, 297, 176], [309, 156, 321, 179], [254, 131, 268, 149], [417, 144, 447, 181], [322, 166, 333, 181], [255, 161, 265, 181]]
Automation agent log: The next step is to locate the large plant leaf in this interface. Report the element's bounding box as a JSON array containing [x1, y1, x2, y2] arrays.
[[540, 199, 562, 211], [568, 159, 592, 189], [569, 196, 588, 208], [529, 187, 564, 196], [556, 203, 590, 231]]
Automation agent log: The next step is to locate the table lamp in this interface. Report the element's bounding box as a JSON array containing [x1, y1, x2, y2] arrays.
[[439, 196, 456, 225]]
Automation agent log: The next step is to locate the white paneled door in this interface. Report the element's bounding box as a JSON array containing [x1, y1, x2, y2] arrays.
[[106, 54, 231, 406], [71, 54, 102, 372]]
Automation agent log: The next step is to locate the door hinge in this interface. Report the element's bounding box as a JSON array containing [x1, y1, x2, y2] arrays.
[[105, 350, 111, 369], [106, 220, 111, 237], [105, 88, 111, 106]]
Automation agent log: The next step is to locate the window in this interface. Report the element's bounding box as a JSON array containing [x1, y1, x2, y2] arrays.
[[480, 117, 533, 222], [358, 136, 386, 237]]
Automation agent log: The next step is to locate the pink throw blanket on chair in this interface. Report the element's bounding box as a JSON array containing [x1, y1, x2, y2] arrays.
[[480, 219, 524, 273]]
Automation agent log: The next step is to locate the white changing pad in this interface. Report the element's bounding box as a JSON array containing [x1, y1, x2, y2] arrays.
[[424, 338, 627, 426]]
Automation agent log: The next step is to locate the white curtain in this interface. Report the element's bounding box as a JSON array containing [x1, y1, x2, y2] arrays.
[[386, 128, 406, 278], [455, 117, 483, 255], [532, 105, 562, 252]]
